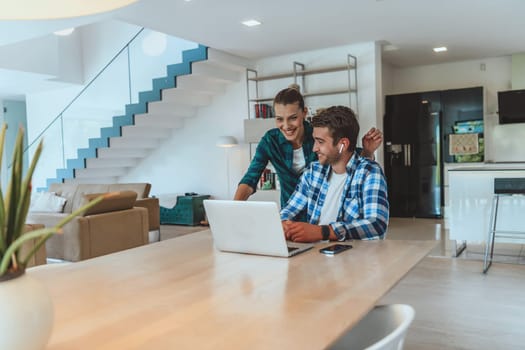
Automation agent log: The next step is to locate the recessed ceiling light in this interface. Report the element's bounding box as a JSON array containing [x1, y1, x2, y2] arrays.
[[53, 28, 75, 36], [433, 46, 447, 53], [242, 19, 261, 27]]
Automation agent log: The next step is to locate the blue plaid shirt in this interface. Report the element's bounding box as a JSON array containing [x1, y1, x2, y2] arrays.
[[280, 153, 389, 240]]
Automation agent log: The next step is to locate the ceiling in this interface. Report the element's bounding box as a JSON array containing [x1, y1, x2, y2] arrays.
[[115, 0, 525, 66], [1, 0, 525, 99]]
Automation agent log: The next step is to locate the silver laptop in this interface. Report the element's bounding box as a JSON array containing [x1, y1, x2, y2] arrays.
[[203, 200, 314, 257]]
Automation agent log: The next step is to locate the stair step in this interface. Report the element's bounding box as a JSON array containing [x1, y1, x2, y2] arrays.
[[74, 167, 130, 178], [182, 45, 208, 65], [64, 177, 119, 184], [85, 158, 139, 168], [173, 75, 227, 95], [113, 115, 134, 128], [121, 125, 172, 138], [167, 62, 191, 78], [146, 103, 197, 117], [97, 148, 150, 158], [190, 61, 243, 83], [126, 102, 148, 116], [134, 114, 185, 128], [109, 137, 159, 149], [159, 89, 213, 106]]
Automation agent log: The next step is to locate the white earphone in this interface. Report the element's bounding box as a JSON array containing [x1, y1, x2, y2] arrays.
[[338, 143, 344, 154]]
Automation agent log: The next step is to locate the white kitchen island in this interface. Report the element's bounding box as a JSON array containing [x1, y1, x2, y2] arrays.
[[449, 164, 525, 243]]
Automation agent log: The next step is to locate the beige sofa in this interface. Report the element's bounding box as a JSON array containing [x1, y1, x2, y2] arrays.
[[21, 224, 47, 267], [27, 183, 159, 262]]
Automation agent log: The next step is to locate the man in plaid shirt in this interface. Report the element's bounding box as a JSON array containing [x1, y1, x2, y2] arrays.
[[280, 106, 389, 242]]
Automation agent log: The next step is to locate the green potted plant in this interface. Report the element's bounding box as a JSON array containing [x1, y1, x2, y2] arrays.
[[0, 124, 106, 349]]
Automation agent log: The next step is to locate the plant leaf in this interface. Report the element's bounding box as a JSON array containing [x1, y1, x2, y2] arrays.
[[0, 124, 6, 255], [15, 139, 43, 247], [4, 128, 24, 247]]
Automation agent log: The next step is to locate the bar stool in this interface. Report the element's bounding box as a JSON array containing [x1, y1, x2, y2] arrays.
[[483, 178, 525, 273]]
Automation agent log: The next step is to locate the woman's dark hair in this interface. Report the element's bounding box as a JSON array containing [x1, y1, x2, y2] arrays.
[[311, 106, 359, 152], [273, 86, 305, 110]]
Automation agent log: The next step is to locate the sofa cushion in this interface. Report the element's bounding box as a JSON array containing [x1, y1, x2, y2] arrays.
[[26, 212, 70, 227], [108, 183, 151, 199], [49, 183, 79, 213], [71, 184, 111, 213], [81, 191, 138, 216], [29, 192, 67, 213], [47, 183, 152, 212]]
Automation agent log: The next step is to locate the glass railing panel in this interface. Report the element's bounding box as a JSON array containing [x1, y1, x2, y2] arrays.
[[127, 28, 198, 103], [30, 120, 64, 189], [60, 51, 129, 162], [26, 27, 198, 189]]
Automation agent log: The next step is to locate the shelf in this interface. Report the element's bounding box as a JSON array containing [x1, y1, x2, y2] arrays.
[[248, 64, 353, 82], [249, 97, 274, 103], [303, 88, 356, 97], [249, 88, 355, 102], [245, 55, 358, 145]]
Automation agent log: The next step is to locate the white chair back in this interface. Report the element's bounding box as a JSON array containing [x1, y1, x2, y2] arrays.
[[329, 304, 415, 350]]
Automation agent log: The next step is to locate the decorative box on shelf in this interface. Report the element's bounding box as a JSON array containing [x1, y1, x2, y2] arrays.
[[160, 194, 210, 226]]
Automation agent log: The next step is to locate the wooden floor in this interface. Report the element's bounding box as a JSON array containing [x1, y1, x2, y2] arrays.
[[381, 257, 525, 350], [160, 220, 525, 349]]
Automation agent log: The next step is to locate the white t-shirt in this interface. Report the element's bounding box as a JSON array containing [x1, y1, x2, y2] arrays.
[[292, 147, 306, 174], [319, 171, 348, 225]]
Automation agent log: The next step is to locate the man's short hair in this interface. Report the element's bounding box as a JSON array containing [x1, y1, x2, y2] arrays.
[[311, 106, 359, 152], [273, 86, 305, 110]]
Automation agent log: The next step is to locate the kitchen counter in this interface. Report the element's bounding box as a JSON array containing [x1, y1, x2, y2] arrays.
[[448, 167, 525, 242], [447, 162, 525, 171]]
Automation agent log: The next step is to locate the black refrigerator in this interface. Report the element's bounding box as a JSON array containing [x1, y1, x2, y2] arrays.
[[384, 91, 442, 218]]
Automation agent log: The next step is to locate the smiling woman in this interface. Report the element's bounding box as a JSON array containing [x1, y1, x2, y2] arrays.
[[0, 0, 138, 20]]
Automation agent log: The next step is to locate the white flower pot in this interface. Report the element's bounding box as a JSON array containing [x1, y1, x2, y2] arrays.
[[0, 272, 54, 350]]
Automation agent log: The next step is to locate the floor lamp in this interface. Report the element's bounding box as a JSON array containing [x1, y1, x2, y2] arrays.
[[216, 136, 238, 198]]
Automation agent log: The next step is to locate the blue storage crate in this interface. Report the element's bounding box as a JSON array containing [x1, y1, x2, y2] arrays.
[[160, 194, 210, 226]]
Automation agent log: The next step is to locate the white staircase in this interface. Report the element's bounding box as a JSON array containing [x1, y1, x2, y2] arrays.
[[63, 48, 250, 184]]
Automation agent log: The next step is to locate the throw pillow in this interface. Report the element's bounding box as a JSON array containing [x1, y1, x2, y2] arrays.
[[29, 192, 67, 213], [81, 191, 137, 216]]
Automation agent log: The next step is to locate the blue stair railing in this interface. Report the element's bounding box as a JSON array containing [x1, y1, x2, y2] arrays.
[[23, 27, 208, 190]]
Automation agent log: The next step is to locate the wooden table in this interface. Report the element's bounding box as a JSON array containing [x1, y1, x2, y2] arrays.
[[29, 230, 435, 350]]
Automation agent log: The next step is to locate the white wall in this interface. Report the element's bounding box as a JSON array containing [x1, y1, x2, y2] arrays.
[[1, 100, 28, 189], [511, 53, 525, 89], [0, 31, 84, 85], [385, 56, 525, 163]]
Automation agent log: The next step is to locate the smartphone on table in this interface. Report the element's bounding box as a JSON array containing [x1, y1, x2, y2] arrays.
[[319, 244, 353, 255]]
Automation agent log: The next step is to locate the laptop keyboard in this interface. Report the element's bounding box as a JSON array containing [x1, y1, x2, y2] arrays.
[[287, 246, 299, 253]]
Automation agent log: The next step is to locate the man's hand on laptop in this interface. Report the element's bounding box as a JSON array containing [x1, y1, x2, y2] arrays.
[[282, 221, 323, 243]]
